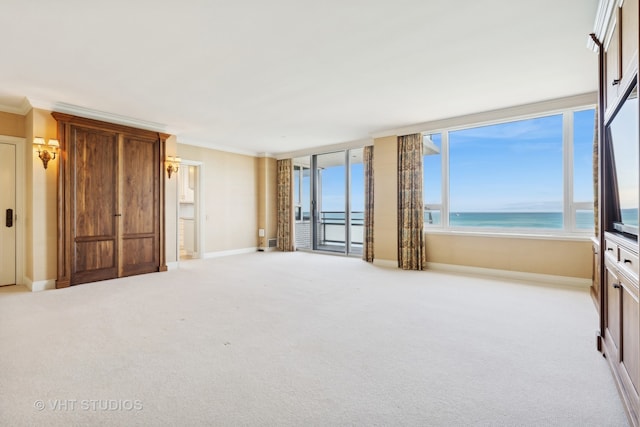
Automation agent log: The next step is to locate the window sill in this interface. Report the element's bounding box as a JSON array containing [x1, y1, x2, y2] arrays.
[[423, 227, 594, 242]]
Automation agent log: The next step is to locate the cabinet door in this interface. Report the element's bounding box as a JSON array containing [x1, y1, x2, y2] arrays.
[[621, 0, 639, 79], [71, 127, 119, 284], [120, 136, 160, 277], [605, 264, 621, 353], [593, 242, 601, 307], [605, 19, 621, 110], [620, 275, 640, 407]]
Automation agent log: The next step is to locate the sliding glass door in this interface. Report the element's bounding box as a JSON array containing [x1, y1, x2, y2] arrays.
[[296, 149, 361, 255], [293, 148, 364, 255], [315, 152, 347, 253]]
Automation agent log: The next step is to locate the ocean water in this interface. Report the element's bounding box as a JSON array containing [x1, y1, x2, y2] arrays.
[[309, 209, 639, 230], [424, 209, 639, 229], [447, 212, 575, 229]]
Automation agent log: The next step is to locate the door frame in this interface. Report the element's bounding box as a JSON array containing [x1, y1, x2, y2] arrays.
[[175, 159, 204, 262], [310, 149, 362, 256], [0, 135, 25, 286]]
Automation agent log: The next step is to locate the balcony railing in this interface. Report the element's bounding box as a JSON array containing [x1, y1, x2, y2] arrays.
[[294, 211, 363, 251], [319, 211, 363, 246]]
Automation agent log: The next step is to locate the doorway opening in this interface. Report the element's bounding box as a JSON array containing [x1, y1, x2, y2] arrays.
[[178, 162, 202, 261]]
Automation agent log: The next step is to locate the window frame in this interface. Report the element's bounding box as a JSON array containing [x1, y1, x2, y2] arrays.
[[423, 105, 596, 236], [293, 164, 305, 222]]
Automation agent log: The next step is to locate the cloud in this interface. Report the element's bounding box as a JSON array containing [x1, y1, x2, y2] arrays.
[[451, 115, 562, 143]]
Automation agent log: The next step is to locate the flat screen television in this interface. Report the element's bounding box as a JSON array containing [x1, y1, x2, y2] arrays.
[[607, 83, 639, 238]]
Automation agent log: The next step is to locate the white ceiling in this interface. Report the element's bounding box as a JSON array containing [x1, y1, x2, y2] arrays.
[[0, 0, 598, 156]]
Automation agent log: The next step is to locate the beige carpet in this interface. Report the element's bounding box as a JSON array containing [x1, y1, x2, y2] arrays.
[[0, 251, 629, 426]]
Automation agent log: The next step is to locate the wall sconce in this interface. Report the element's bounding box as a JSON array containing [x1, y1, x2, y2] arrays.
[[34, 137, 59, 169], [166, 156, 181, 179]]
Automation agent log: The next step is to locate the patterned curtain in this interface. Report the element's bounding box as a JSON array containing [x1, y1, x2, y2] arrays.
[[363, 145, 374, 262], [276, 159, 294, 251], [397, 134, 425, 270], [593, 105, 599, 236]]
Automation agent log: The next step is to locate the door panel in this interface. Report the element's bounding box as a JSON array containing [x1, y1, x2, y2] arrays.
[[121, 136, 159, 276], [606, 266, 621, 352], [315, 151, 346, 253], [74, 240, 116, 271], [123, 237, 155, 264], [621, 278, 640, 396], [71, 127, 118, 284], [0, 143, 16, 286]]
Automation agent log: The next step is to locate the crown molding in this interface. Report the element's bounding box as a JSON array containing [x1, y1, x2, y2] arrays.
[[28, 99, 168, 133], [177, 137, 259, 157], [370, 92, 597, 139], [275, 137, 373, 160], [0, 97, 31, 115]]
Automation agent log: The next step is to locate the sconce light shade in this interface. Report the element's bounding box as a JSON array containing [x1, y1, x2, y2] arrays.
[[166, 156, 181, 179], [34, 137, 59, 169]]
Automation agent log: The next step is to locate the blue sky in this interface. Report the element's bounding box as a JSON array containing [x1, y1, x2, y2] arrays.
[[425, 110, 595, 212], [318, 159, 364, 212], [448, 114, 564, 212], [300, 109, 596, 214]]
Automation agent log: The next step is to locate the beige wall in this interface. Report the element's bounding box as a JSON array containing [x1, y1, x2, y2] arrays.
[[372, 136, 592, 279], [0, 111, 26, 138], [0, 111, 27, 138], [165, 136, 178, 263], [178, 144, 258, 254], [24, 108, 58, 283], [257, 157, 277, 248], [425, 234, 592, 279], [24, 111, 33, 281]]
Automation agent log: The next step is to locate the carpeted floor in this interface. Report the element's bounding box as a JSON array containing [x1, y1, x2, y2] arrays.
[[0, 251, 629, 426]]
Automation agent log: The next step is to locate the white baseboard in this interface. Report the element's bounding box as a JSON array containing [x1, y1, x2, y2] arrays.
[[25, 278, 56, 292], [204, 247, 258, 259], [426, 262, 591, 289], [373, 259, 398, 268], [166, 261, 179, 271], [257, 247, 277, 252]]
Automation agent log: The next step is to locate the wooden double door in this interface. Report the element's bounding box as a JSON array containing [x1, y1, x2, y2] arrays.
[[54, 113, 168, 287]]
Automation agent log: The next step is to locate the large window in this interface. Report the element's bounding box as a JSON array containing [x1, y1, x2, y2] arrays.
[[423, 107, 595, 233]]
